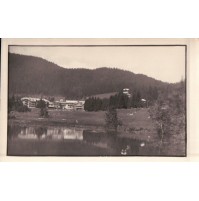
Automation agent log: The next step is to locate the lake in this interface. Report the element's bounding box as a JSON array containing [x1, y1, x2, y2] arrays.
[[7, 125, 158, 156]]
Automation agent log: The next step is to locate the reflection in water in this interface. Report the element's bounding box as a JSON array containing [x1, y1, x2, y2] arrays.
[[8, 125, 151, 156], [17, 126, 83, 140]]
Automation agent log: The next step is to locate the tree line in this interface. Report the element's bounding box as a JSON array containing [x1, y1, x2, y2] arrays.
[[84, 87, 158, 112]]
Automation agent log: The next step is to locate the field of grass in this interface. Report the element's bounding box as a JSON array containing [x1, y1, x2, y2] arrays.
[[9, 108, 105, 127]]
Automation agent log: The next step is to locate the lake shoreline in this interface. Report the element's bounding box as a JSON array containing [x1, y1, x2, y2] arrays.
[[8, 108, 158, 141], [7, 108, 186, 156]]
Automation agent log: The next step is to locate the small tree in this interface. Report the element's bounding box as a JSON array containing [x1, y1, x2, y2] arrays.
[[40, 108, 49, 118], [37, 99, 49, 118], [36, 99, 46, 109], [105, 107, 122, 131], [151, 103, 172, 143]]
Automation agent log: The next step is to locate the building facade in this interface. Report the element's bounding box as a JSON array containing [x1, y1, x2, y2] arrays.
[[21, 97, 85, 111]]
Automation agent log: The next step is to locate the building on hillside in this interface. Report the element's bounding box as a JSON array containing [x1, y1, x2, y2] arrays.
[[21, 97, 40, 108], [42, 98, 50, 104], [123, 88, 131, 97], [21, 97, 50, 108], [64, 100, 78, 110], [141, 98, 148, 107], [59, 100, 69, 109], [74, 101, 85, 111], [21, 97, 85, 110], [54, 101, 61, 109], [64, 100, 85, 111], [48, 102, 55, 109]]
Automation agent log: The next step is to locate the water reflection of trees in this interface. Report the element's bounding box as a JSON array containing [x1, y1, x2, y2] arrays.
[[83, 130, 143, 155], [35, 127, 47, 139], [8, 125, 151, 156], [8, 125, 21, 139], [83, 130, 117, 147]]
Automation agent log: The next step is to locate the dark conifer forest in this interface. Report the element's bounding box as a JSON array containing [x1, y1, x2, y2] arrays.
[[9, 53, 170, 100]]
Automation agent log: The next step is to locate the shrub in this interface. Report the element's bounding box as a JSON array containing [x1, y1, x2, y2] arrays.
[[105, 107, 122, 131], [40, 108, 49, 118]]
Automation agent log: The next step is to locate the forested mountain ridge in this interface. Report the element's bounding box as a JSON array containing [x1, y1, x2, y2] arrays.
[[9, 53, 169, 99]]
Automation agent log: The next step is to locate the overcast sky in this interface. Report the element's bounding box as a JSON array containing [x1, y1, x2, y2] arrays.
[[9, 46, 185, 83]]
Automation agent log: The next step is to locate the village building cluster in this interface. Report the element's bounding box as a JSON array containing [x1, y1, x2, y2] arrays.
[[20, 88, 147, 111], [21, 97, 85, 111]]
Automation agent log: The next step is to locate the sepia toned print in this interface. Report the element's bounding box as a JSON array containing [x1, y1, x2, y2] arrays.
[[7, 44, 186, 156]]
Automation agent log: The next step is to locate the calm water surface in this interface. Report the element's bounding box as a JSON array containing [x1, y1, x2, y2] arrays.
[[8, 125, 157, 156]]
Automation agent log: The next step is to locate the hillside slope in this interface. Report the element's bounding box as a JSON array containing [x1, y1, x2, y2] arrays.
[[8, 53, 168, 99]]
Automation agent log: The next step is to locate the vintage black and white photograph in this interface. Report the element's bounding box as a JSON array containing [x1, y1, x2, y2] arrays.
[[7, 44, 186, 156]]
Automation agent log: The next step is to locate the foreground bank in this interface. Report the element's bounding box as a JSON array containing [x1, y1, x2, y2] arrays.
[[7, 108, 185, 156]]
